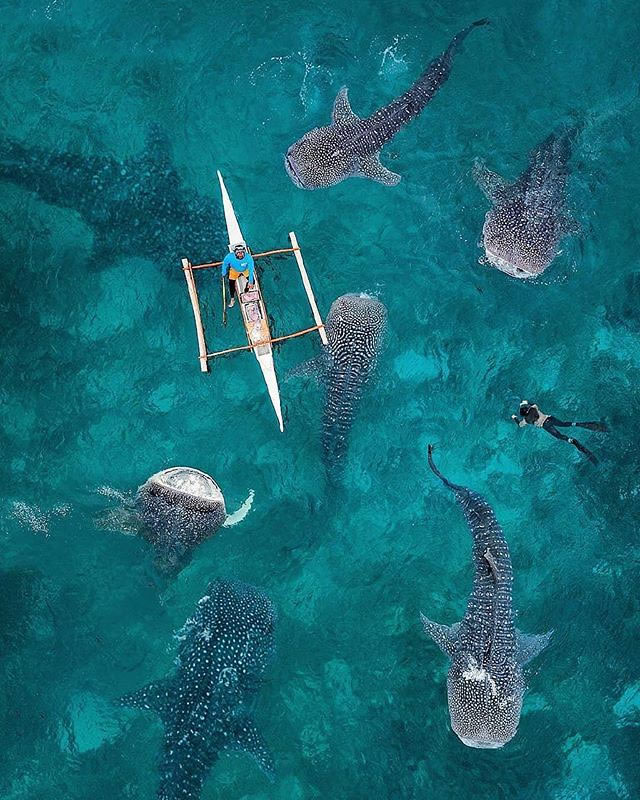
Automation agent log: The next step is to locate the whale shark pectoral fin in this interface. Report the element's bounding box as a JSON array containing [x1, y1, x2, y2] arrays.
[[472, 158, 510, 204], [95, 504, 142, 535], [515, 630, 553, 665], [355, 153, 401, 186], [420, 613, 460, 658], [558, 215, 581, 237], [230, 716, 275, 780], [118, 679, 175, 720], [286, 349, 330, 383], [332, 87, 361, 125]]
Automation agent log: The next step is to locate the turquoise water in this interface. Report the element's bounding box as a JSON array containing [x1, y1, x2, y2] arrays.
[[1, 0, 640, 796]]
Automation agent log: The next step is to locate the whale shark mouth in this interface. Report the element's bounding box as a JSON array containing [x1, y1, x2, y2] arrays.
[[484, 246, 536, 279], [459, 736, 505, 749], [152, 467, 224, 504], [284, 153, 306, 189]]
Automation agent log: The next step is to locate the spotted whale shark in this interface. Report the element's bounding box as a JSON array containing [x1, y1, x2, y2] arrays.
[[120, 579, 276, 798], [473, 127, 580, 278], [421, 446, 552, 749], [284, 19, 489, 189], [0, 127, 222, 268], [290, 293, 386, 477], [136, 467, 228, 574], [97, 468, 253, 575]]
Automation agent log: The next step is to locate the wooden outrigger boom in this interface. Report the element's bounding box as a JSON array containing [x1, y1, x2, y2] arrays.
[[182, 257, 209, 372], [188, 247, 299, 270], [289, 231, 329, 347], [205, 324, 324, 359], [181, 172, 327, 432]]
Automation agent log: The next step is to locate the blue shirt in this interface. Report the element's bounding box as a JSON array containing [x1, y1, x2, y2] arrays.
[[221, 252, 255, 283]]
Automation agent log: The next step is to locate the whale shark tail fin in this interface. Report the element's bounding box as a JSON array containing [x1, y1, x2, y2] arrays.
[[558, 120, 584, 152], [463, 17, 491, 35], [427, 445, 465, 492], [446, 18, 490, 57]]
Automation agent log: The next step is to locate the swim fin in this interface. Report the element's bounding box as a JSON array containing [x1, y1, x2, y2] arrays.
[[574, 421, 608, 432]]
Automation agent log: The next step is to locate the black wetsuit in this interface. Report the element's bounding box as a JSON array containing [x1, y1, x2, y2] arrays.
[[515, 404, 607, 464]]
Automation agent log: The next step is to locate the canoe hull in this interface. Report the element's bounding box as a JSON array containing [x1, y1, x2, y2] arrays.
[[217, 171, 283, 432], [236, 273, 283, 432]]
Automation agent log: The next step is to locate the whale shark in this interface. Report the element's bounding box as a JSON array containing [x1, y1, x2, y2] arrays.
[[473, 127, 580, 279], [290, 293, 386, 477], [284, 19, 489, 189], [120, 579, 276, 798], [0, 127, 222, 268], [136, 467, 228, 574], [97, 468, 253, 575], [421, 446, 552, 749]]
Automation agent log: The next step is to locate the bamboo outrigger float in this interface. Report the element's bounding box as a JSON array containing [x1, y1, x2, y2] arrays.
[[181, 172, 328, 432]]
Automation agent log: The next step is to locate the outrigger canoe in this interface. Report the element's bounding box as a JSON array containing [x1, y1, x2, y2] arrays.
[[181, 173, 328, 432]]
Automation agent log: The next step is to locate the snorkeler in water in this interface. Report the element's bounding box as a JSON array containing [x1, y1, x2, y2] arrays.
[[511, 401, 608, 464]]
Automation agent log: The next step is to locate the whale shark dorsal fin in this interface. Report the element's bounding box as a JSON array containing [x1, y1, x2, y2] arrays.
[[484, 548, 499, 579], [472, 158, 510, 204], [515, 630, 553, 665], [420, 613, 460, 658], [229, 715, 275, 780], [118, 678, 175, 721], [355, 153, 401, 186], [332, 87, 360, 125]]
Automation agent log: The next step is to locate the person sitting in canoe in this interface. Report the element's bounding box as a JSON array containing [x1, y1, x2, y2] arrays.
[[221, 243, 255, 308], [511, 400, 608, 464]]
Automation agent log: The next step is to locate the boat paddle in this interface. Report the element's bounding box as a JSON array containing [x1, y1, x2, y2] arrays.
[[221, 273, 227, 327]]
